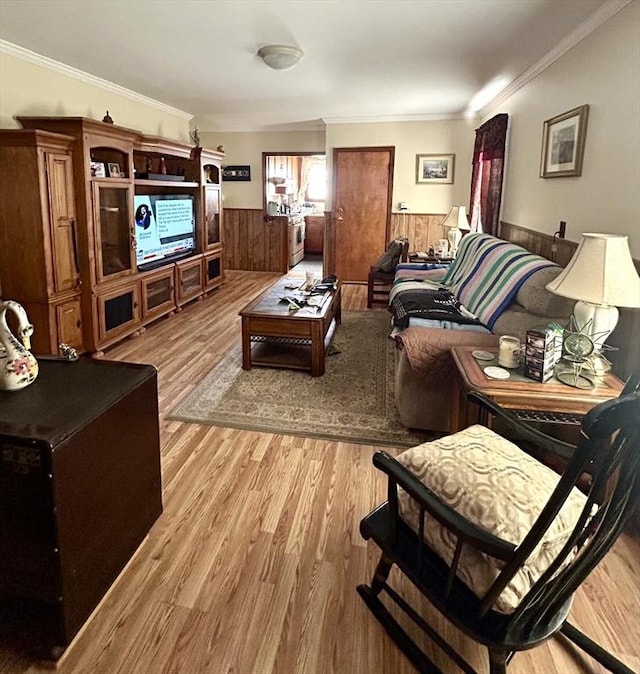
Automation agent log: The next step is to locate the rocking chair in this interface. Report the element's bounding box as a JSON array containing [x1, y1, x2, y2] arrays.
[[358, 376, 640, 674]]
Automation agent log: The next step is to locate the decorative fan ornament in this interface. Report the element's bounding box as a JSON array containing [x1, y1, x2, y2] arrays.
[[563, 331, 594, 361]]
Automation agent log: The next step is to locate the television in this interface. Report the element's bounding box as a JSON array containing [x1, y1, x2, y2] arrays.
[[134, 194, 196, 270]]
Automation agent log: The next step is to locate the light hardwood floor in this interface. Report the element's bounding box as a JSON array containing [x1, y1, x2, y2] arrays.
[[2, 270, 638, 674]]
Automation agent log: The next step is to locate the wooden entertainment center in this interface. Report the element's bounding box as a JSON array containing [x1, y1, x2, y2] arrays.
[[0, 117, 224, 356]]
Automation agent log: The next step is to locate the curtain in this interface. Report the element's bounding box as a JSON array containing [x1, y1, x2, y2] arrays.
[[297, 157, 313, 204], [469, 113, 508, 236]]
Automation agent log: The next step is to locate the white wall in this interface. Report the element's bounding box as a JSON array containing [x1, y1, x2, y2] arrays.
[[203, 119, 476, 212], [0, 51, 191, 140], [493, 0, 640, 256], [325, 119, 476, 213], [201, 130, 326, 209]]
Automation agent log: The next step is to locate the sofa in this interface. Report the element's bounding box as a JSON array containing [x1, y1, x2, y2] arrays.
[[391, 233, 575, 432]]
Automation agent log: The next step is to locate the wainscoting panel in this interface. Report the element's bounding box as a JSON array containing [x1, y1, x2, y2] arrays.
[[223, 208, 288, 273], [499, 220, 578, 267], [390, 213, 448, 253]]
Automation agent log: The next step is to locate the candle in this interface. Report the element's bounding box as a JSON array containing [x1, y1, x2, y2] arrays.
[[498, 336, 521, 368]]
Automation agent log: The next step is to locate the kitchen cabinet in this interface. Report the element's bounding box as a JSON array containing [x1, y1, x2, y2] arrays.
[[305, 215, 325, 254]]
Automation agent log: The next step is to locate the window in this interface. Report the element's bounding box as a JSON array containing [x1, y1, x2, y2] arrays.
[[306, 162, 326, 202]]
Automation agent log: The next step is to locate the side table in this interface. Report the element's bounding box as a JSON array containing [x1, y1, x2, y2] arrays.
[[408, 252, 454, 264], [0, 358, 162, 660], [450, 346, 624, 433]]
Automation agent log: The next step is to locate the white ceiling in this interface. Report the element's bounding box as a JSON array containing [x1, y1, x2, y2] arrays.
[[0, 0, 616, 131]]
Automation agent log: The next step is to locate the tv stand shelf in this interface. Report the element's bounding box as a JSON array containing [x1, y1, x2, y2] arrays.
[[134, 179, 199, 188], [4, 116, 225, 356]]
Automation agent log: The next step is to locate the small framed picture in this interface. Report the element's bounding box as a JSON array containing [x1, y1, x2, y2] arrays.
[[90, 161, 106, 178], [416, 154, 455, 184], [107, 162, 122, 178], [222, 165, 251, 181], [540, 105, 589, 178]]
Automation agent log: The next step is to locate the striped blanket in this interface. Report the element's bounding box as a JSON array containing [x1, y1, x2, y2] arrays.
[[441, 233, 558, 329]]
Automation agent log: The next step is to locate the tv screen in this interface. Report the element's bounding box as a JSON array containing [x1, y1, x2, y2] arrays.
[[134, 194, 196, 270]]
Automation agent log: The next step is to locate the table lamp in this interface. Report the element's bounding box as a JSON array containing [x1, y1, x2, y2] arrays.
[[442, 206, 471, 257], [546, 233, 640, 373]]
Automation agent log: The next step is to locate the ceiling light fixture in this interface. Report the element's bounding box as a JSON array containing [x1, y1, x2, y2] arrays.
[[257, 44, 303, 71]]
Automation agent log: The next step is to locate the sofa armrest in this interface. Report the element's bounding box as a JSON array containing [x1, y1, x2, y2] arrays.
[[396, 327, 499, 381]]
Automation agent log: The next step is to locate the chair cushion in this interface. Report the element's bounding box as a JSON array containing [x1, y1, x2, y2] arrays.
[[395, 424, 588, 613], [372, 240, 404, 273]]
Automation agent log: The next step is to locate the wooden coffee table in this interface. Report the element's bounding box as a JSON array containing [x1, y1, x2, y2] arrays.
[[450, 345, 624, 433], [239, 278, 341, 377]]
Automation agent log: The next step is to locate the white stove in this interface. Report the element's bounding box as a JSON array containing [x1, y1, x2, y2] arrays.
[[289, 215, 305, 267]]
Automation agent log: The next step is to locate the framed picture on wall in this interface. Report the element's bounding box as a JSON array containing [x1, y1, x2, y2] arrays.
[[540, 105, 589, 178], [222, 165, 251, 181], [416, 154, 455, 184]]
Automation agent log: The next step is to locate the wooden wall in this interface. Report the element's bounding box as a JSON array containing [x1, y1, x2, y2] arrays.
[[223, 208, 288, 273], [390, 212, 448, 253], [499, 221, 578, 267]]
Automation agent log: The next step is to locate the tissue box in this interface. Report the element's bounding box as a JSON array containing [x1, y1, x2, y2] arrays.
[[525, 324, 563, 382]]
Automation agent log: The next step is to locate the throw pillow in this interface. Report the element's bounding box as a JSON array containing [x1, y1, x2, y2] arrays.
[[372, 240, 403, 273], [396, 424, 587, 614]]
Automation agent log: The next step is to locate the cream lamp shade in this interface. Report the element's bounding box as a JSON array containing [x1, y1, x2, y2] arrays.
[[546, 233, 640, 364], [442, 206, 471, 257], [257, 45, 303, 71]]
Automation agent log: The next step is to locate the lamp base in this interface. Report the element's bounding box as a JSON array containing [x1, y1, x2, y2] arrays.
[[572, 301, 618, 351], [447, 227, 462, 258]]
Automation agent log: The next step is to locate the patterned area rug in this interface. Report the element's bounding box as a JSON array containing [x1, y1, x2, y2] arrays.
[[169, 311, 434, 447]]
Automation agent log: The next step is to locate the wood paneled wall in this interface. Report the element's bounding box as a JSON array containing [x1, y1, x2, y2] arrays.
[[223, 208, 288, 273], [390, 212, 448, 253], [499, 220, 578, 267]]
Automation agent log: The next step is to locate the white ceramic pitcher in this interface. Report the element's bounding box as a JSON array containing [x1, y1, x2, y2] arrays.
[[0, 299, 39, 390]]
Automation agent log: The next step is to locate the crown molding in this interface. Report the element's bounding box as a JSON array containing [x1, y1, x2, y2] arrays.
[[322, 112, 475, 125], [0, 40, 193, 121], [480, 0, 633, 117]]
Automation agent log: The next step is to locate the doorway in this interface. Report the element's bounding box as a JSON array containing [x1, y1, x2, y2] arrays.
[[263, 152, 326, 275], [331, 146, 394, 282]]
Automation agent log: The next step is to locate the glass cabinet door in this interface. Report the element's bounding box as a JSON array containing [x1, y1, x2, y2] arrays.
[[204, 185, 221, 248], [141, 268, 175, 320], [94, 184, 134, 281]]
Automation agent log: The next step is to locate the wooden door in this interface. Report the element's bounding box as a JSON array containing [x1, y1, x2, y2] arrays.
[[47, 151, 79, 293], [55, 297, 83, 349], [332, 147, 394, 282]]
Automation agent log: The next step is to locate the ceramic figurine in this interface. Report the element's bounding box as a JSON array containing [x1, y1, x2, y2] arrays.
[[0, 300, 39, 390]]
